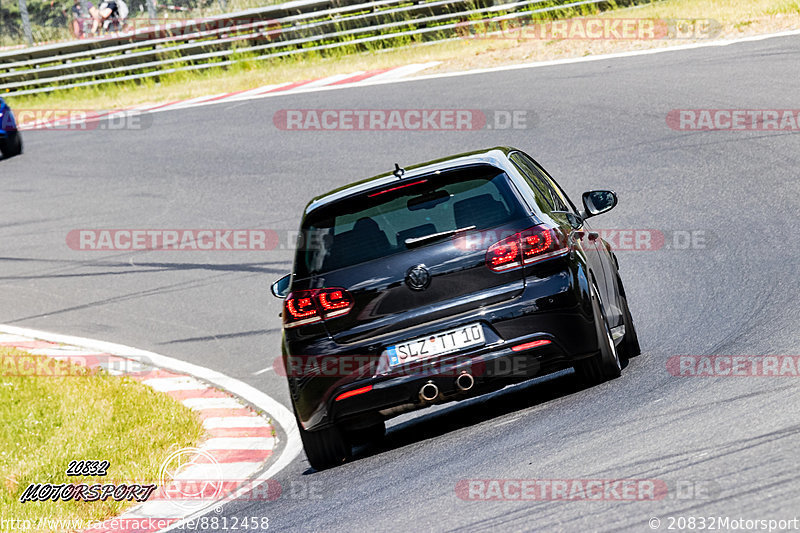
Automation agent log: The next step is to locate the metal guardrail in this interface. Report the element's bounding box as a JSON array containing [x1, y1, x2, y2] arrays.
[[0, 0, 637, 96]]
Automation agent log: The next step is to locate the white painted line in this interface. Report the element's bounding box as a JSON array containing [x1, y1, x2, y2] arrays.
[[143, 65, 431, 113], [370, 29, 800, 86], [129, 103, 161, 111], [366, 61, 441, 82], [155, 94, 227, 111], [201, 437, 275, 450], [251, 366, 272, 376], [181, 397, 246, 410], [0, 334, 36, 342], [142, 376, 207, 392], [177, 462, 263, 481], [202, 416, 273, 429], [301, 72, 362, 88], [178, 80, 301, 109], [139, 29, 800, 119], [223, 81, 294, 101], [28, 348, 105, 356], [105, 363, 156, 377], [0, 323, 301, 531]]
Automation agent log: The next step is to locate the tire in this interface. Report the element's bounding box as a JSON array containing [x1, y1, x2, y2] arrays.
[[1, 131, 22, 158], [574, 282, 622, 384], [295, 408, 351, 471], [619, 293, 641, 359]]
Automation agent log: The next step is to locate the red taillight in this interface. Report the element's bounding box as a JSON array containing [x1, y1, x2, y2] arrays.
[[318, 289, 354, 318], [335, 385, 373, 402], [367, 179, 428, 197], [511, 339, 551, 352], [284, 288, 354, 328], [285, 292, 322, 327], [486, 234, 521, 271], [286, 296, 317, 319], [520, 227, 552, 258], [486, 225, 568, 272]]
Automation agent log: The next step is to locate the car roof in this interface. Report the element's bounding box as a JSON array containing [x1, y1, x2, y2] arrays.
[[304, 146, 520, 215]]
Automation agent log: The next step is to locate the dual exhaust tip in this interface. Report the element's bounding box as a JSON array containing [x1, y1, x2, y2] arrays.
[[419, 372, 474, 402]]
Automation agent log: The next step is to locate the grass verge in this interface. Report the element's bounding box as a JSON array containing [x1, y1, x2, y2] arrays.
[[0, 346, 206, 532], [6, 0, 800, 111]]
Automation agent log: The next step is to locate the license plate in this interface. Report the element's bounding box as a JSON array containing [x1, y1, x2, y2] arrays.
[[385, 323, 485, 367]]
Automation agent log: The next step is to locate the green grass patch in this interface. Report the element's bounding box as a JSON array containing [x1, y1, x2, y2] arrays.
[[0, 346, 206, 532]]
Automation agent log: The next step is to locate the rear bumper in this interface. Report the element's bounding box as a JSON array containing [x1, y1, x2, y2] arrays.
[[328, 335, 583, 429], [288, 264, 599, 431]]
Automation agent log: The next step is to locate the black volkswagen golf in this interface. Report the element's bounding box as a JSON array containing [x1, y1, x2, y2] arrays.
[[271, 146, 640, 469]]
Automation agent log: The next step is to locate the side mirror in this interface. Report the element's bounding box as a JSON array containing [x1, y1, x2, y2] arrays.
[[271, 274, 291, 299], [581, 190, 617, 218]]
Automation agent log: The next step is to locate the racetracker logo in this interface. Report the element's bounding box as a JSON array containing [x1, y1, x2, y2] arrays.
[[0, 353, 157, 377], [124, 16, 281, 40], [67, 16, 282, 42], [12, 109, 151, 131], [667, 109, 800, 131], [274, 354, 542, 378], [457, 18, 720, 41], [66, 229, 279, 251], [273, 109, 532, 130], [452, 229, 708, 252], [159, 448, 223, 511], [667, 356, 800, 377], [455, 479, 668, 501]]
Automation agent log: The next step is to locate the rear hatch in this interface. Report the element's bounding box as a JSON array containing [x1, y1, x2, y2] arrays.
[[289, 164, 534, 346]]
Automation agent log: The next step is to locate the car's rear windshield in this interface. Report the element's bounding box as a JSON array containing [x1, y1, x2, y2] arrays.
[[294, 164, 523, 277]]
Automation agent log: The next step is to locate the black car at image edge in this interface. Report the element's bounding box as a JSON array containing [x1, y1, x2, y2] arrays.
[[0, 97, 23, 159], [271, 146, 641, 470]]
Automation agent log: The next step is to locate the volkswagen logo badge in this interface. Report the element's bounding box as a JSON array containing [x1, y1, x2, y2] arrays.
[[405, 264, 431, 291]]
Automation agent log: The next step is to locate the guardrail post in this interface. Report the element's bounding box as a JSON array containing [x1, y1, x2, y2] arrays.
[[81, 0, 90, 33], [146, 0, 156, 24], [17, 0, 33, 46]]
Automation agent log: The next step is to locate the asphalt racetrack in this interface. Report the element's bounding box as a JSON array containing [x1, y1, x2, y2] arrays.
[[2, 34, 799, 532]]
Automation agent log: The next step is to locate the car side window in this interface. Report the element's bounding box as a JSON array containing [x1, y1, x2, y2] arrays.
[[509, 152, 555, 213], [517, 154, 570, 212], [523, 156, 568, 211], [530, 160, 576, 214]]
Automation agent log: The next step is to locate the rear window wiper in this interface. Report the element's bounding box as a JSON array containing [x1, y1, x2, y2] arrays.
[[404, 226, 476, 249]]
